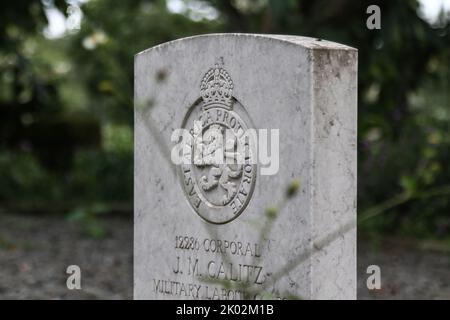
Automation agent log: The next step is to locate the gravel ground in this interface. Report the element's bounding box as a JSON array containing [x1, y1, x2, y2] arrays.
[[0, 213, 133, 299], [357, 237, 450, 299], [0, 213, 449, 299]]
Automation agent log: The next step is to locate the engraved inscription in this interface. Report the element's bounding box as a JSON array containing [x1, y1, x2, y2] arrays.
[[150, 234, 269, 300], [179, 58, 256, 224]]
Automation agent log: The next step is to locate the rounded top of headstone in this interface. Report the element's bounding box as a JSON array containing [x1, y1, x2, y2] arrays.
[[135, 33, 357, 57]]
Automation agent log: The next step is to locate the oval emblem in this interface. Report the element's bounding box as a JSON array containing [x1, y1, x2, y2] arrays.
[[179, 58, 256, 224]]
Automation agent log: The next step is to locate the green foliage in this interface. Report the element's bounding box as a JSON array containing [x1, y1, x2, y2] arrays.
[[67, 204, 108, 239], [286, 180, 300, 198], [67, 0, 223, 125], [265, 206, 278, 220], [0, 0, 448, 239]]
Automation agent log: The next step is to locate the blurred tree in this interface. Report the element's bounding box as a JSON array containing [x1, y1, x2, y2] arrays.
[[67, 0, 222, 125], [0, 0, 100, 173], [0, 0, 448, 237]]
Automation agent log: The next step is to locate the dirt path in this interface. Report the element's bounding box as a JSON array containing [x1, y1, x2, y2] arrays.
[[357, 237, 450, 299], [0, 213, 132, 299], [0, 213, 449, 299]]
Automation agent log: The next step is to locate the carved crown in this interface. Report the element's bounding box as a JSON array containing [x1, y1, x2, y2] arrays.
[[200, 58, 234, 110]]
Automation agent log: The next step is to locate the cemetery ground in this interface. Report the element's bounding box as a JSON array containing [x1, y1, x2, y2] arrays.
[[0, 212, 449, 300]]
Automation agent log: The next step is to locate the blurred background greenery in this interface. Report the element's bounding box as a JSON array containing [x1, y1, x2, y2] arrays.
[[0, 0, 448, 240]]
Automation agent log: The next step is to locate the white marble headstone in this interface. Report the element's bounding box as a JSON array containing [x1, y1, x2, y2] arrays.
[[134, 34, 357, 300]]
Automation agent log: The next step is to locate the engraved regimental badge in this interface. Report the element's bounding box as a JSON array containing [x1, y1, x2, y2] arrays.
[[179, 58, 256, 224]]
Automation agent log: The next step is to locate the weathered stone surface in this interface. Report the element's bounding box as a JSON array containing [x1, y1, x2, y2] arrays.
[[134, 34, 357, 300]]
